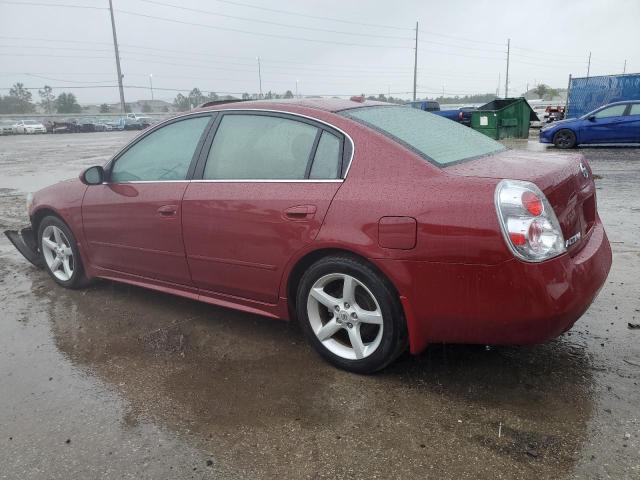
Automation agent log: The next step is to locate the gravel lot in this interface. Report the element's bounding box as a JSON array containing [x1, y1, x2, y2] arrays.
[[0, 132, 638, 479]]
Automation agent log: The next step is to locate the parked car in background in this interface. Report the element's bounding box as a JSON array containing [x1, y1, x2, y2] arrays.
[[434, 107, 476, 126], [77, 118, 97, 133], [52, 119, 80, 134], [408, 100, 440, 112], [0, 120, 15, 135], [540, 100, 640, 148], [13, 120, 46, 134], [545, 106, 565, 123], [88, 118, 108, 132], [136, 116, 152, 129], [5, 98, 612, 373], [115, 117, 147, 130], [96, 119, 114, 131]]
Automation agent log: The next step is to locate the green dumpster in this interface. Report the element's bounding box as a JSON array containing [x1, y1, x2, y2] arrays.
[[471, 97, 536, 139]]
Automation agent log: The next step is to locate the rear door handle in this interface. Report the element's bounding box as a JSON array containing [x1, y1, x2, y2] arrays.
[[284, 204, 317, 220], [157, 204, 178, 216]]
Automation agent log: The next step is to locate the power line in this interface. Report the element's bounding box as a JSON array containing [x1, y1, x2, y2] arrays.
[[23, 73, 115, 84], [0, 53, 114, 59], [134, 0, 414, 41], [0, 44, 115, 54], [163, 0, 414, 31], [0, 84, 488, 97], [0, 0, 106, 10], [115, 9, 413, 49]]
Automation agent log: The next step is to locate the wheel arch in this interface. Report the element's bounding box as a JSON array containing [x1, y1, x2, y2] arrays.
[[553, 127, 579, 146], [31, 207, 65, 236], [284, 247, 403, 321]]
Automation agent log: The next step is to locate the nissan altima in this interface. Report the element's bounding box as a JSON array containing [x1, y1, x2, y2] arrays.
[[5, 98, 612, 373]]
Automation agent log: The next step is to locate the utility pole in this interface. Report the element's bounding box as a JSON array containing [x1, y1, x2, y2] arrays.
[[413, 21, 418, 102], [108, 0, 126, 114], [149, 74, 154, 101], [564, 74, 572, 117], [257, 57, 262, 99], [497, 72, 500, 97], [505, 38, 510, 98], [623, 59, 627, 74], [587, 51, 591, 78], [295, 79, 298, 98]]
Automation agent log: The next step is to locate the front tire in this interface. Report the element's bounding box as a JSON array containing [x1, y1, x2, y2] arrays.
[[553, 129, 577, 149], [38, 216, 89, 289], [296, 256, 407, 374]]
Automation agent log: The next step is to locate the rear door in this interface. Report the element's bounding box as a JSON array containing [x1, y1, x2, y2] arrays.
[[581, 104, 628, 143], [623, 103, 640, 142], [182, 111, 350, 304], [82, 114, 214, 285]]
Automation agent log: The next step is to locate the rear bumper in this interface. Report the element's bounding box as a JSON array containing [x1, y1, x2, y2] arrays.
[[4, 227, 43, 268], [378, 219, 612, 354]]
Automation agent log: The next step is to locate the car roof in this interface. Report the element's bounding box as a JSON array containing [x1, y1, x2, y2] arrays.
[[602, 100, 640, 106], [197, 97, 392, 114]]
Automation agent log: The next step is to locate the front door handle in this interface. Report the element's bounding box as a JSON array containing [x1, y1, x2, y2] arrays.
[[157, 204, 178, 216], [283, 205, 317, 220]]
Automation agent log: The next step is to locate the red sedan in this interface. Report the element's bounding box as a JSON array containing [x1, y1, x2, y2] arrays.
[[5, 98, 612, 373]]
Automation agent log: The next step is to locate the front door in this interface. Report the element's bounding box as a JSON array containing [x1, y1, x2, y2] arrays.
[[581, 103, 628, 143], [182, 112, 348, 304], [82, 114, 213, 285], [621, 103, 640, 142]]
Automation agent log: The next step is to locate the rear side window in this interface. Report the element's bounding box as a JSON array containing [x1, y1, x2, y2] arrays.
[[629, 104, 640, 115], [342, 106, 505, 166], [204, 114, 318, 180], [111, 116, 210, 182], [310, 131, 341, 179]]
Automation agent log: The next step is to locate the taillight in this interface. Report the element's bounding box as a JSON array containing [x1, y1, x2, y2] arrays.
[[458, 111, 464, 120], [521, 191, 543, 216], [495, 179, 566, 262]]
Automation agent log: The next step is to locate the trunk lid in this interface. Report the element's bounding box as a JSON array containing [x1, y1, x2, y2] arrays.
[[446, 149, 597, 254]]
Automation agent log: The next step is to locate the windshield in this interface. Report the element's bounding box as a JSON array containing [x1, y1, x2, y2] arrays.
[[24, 120, 38, 125], [342, 105, 505, 166]]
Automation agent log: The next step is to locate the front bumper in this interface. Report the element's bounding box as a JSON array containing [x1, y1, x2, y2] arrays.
[[378, 220, 612, 354], [539, 129, 554, 143], [4, 227, 43, 267]]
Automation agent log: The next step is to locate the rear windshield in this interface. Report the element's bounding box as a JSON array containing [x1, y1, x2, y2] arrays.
[[342, 105, 505, 166]]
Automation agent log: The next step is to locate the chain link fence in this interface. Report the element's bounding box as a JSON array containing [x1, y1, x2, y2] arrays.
[[567, 73, 640, 118]]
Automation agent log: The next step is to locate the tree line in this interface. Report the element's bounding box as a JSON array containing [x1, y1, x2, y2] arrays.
[[171, 88, 298, 111], [0, 83, 83, 114]]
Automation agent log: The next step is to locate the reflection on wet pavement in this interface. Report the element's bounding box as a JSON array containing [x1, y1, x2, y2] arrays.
[[1, 134, 639, 479]]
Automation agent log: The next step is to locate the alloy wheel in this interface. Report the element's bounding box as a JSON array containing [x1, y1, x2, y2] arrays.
[[41, 225, 74, 281], [306, 273, 384, 360]]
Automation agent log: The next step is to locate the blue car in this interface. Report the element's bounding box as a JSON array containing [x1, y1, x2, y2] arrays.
[[539, 100, 640, 148]]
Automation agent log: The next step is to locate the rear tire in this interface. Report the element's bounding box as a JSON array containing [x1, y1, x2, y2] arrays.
[[38, 216, 89, 289], [296, 255, 407, 374], [553, 129, 577, 149]]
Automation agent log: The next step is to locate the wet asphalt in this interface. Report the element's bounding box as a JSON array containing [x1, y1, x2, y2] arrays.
[[0, 132, 638, 479]]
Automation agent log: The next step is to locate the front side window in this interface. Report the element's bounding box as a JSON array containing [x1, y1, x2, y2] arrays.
[[629, 104, 640, 115], [111, 116, 210, 182], [593, 104, 627, 119], [204, 114, 318, 180], [343, 106, 505, 166]]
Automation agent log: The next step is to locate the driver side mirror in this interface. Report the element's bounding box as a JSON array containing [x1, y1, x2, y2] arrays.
[[80, 166, 104, 185], [587, 115, 596, 122]]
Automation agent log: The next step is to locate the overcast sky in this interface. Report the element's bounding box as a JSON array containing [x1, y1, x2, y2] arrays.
[[1, 0, 639, 104]]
